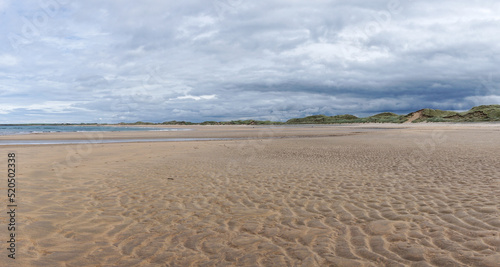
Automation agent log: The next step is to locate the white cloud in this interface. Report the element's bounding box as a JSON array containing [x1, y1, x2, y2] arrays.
[[176, 94, 217, 101], [26, 101, 86, 113], [0, 54, 18, 66]]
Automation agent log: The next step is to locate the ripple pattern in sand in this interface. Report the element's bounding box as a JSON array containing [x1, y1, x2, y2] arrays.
[[10, 130, 500, 266]]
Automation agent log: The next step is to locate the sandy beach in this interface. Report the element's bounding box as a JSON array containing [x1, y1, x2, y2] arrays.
[[1, 124, 499, 266]]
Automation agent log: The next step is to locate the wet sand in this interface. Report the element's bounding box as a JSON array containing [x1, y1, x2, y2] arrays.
[[1, 124, 499, 266]]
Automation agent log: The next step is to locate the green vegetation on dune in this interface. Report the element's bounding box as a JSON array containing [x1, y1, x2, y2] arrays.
[[370, 112, 398, 118], [286, 105, 500, 124], [286, 114, 363, 124], [408, 109, 460, 123], [332, 114, 359, 120], [286, 112, 407, 124], [408, 105, 500, 123], [469, 104, 500, 112], [422, 109, 459, 118], [367, 112, 407, 123], [161, 120, 195, 125], [199, 120, 284, 125], [464, 105, 500, 120]]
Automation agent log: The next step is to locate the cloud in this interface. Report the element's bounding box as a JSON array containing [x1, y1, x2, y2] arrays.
[[0, 54, 18, 66], [176, 94, 217, 101], [0, 0, 10, 11], [1, 0, 499, 123]]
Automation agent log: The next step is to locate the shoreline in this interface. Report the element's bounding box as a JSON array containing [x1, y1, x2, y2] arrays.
[[1, 123, 500, 141]]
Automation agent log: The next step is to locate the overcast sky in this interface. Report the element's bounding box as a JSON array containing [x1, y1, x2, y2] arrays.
[[1, 0, 499, 123]]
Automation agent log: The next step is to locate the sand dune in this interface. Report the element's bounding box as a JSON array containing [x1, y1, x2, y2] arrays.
[[2, 125, 499, 266]]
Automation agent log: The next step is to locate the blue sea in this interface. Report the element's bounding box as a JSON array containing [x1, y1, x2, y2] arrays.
[[0, 125, 187, 136]]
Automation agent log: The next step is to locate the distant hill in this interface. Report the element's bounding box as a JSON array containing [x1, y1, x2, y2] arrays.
[[286, 114, 360, 124], [111, 105, 500, 125], [285, 112, 407, 124], [285, 105, 500, 124], [404, 105, 500, 123]]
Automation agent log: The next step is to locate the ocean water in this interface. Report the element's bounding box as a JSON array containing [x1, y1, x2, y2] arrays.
[[0, 125, 187, 135], [0, 138, 233, 145]]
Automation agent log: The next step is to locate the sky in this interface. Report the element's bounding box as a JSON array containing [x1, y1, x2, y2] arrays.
[[1, 0, 499, 123]]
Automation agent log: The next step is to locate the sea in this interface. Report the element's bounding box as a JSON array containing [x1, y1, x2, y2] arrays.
[[0, 125, 232, 145], [0, 125, 186, 136]]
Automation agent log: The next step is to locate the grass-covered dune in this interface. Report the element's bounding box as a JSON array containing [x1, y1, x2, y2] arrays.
[[407, 105, 500, 123], [285, 113, 407, 124], [285, 105, 500, 124]]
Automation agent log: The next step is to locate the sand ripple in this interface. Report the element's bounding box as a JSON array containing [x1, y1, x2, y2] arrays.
[[6, 127, 500, 266]]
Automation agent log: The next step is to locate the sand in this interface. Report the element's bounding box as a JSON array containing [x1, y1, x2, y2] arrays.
[[1, 124, 499, 266]]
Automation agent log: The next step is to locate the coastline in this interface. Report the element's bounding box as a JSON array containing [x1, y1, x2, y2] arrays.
[[1, 123, 500, 141]]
